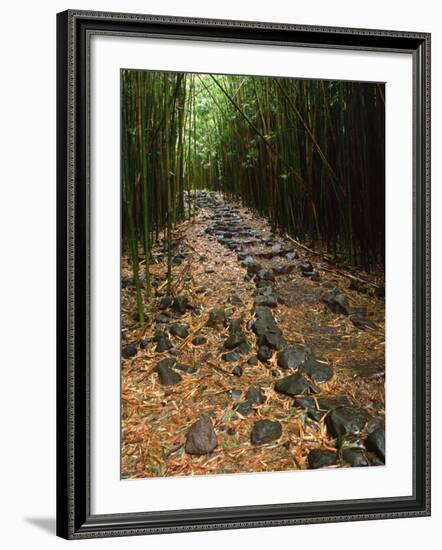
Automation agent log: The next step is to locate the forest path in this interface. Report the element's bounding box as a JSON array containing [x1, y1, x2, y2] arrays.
[[121, 192, 385, 478]]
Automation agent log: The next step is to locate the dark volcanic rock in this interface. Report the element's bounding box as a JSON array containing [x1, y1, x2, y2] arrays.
[[299, 261, 314, 273], [175, 363, 197, 374], [157, 296, 173, 310], [294, 396, 316, 409], [326, 407, 368, 439], [172, 295, 189, 315], [247, 356, 259, 366], [229, 389, 242, 401], [221, 351, 241, 362], [286, 251, 298, 261], [317, 395, 351, 411], [242, 256, 262, 275], [251, 420, 282, 445], [301, 357, 333, 383], [246, 386, 266, 405], [365, 426, 385, 461], [254, 295, 278, 308], [308, 449, 338, 469], [224, 319, 250, 353], [155, 359, 182, 386], [342, 448, 369, 467], [154, 330, 173, 352], [277, 346, 308, 371], [232, 366, 243, 377], [351, 315, 377, 331], [206, 307, 226, 328], [272, 264, 294, 275], [170, 323, 189, 339], [192, 335, 207, 346], [140, 339, 149, 349], [185, 416, 218, 455], [274, 373, 311, 396], [252, 306, 287, 361], [322, 288, 351, 315], [122, 344, 138, 359], [155, 313, 171, 324], [257, 269, 276, 282], [234, 401, 253, 416]]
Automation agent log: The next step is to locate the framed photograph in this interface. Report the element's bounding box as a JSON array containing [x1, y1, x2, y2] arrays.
[[56, 9, 431, 539]]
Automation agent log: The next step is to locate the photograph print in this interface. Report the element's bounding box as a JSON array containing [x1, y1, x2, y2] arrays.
[[120, 70, 386, 479]]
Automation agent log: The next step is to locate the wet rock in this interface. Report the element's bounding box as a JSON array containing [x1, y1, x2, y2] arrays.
[[155, 313, 171, 324], [322, 288, 351, 315], [157, 296, 173, 310], [175, 363, 197, 374], [257, 269, 276, 282], [232, 366, 243, 377], [170, 323, 189, 339], [294, 395, 316, 409], [207, 308, 226, 328], [308, 449, 337, 469], [301, 357, 333, 383], [286, 251, 298, 261], [154, 331, 173, 352], [140, 339, 149, 349], [254, 295, 278, 308], [351, 315, 377, 331], [242, 256, 262, 275], [234, 401, 252, 416], [185, 415, 218, 455], [122, 344, 138, 359], [221, 351, 241, 362], [155, 359, 182, 386], [326, 407, 368, 439], [317, 395, 351, 411], [275, 373, 311, 396], [277, 346, 308, 371], [224, 319, 250, 352], [172, 296, 189, 315], [365, 426, 385, 461], [247, 356, 259, 366], [229, 389, 242, 401], [192, 335, 207, 346], [244, 386, 265, 405], [299, 261, 313, 273], [252, 307, 287, 361], [342, 448, 369, 467], [251, 420, 282, 445]]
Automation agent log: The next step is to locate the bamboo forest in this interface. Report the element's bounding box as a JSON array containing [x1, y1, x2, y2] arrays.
[[121, 70, 386, 479]]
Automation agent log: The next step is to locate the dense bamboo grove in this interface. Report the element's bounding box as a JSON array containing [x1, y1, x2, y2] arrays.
[[121, 70, 385, 322]]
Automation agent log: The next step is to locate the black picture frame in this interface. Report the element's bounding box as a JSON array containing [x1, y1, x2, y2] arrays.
[[56, 9, 431, 540]]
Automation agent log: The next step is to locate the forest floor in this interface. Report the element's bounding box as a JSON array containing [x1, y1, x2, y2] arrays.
[[121, 191, 385, 478]]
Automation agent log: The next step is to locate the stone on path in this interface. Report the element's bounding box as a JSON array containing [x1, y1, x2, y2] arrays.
[[277, 346, 308, 371], [170, 323, 189, 339], [192, 335, 207, 346], [122, 343, 138, 359], [155, 358, 182, 386], [206, 307, 226, 328], [274, 373, 314, 396], [172, 295, 189, 315], [308, 449, 337, 469], [154, 330, 173, 352], [301, 357, 333, 383], [322, 288, 351, 315], [326, 406, 368, 439], [341, 448, 369, 467], [221, 351, 241, 362], [246, 386, 266, 405], [251, 419, 282, 445], [185, 415, 218, 455], [365, 426, 385, 461]]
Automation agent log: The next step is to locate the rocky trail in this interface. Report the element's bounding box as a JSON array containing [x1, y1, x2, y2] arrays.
[[121, 191, 385, 478]]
